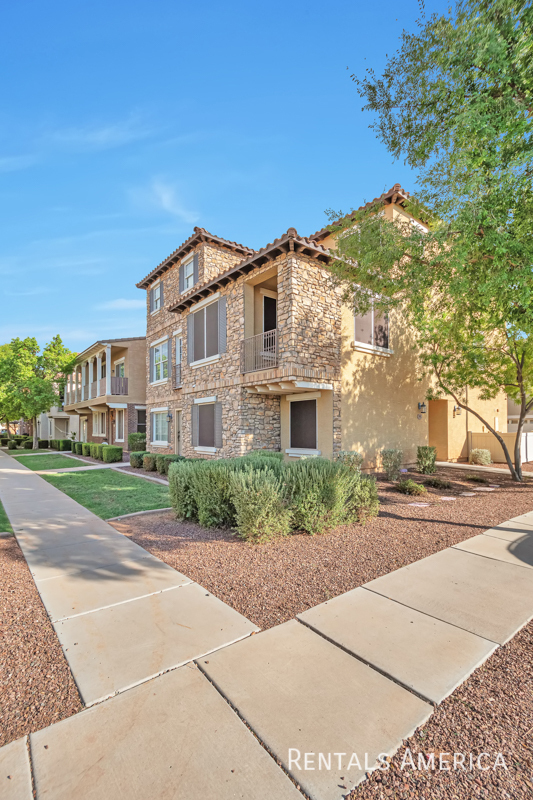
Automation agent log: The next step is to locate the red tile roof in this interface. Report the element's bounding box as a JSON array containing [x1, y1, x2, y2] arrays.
[[310, 184, 411, 241], [136, 227, 254, 289]]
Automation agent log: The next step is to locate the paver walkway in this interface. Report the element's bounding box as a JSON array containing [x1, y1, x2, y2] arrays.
[[1, 449, 533, 800]]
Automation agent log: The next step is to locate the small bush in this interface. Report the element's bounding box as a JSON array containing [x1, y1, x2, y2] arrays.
[[470, 448, 492, 466], [156, 454, 185, 475], [7, 440, 17, 450], [103, 445, 123, 463], [349, 475, 380, 522], [381, 448, 403, 481], [23, 439, 34, 449], [74, 442, 83, 454], [465, 473, 489, 484], [143, 453, 157, 471], [424, 477, 452, 489], [397, 479, 427, 496], [417, 445, 437, 474], [189, 461, 237, 528], [96, 444, 106, 460], [333, 450, 364, 472], [38, 439, 49, 449], [248, 450, 284, 461], [89, 443, 99, 458], [230, 466, 292, 543], [58, 439, 72, 451], [130, 450, 149, 468], [128, 432, 146, 451], [169, 460, 201, 520], [82, 443, 91, 456], [0, 437, 8, 446]]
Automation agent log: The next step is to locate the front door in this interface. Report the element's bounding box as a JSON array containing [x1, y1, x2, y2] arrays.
[[176, 410, 182, 455], [81, 418, 87, 442]]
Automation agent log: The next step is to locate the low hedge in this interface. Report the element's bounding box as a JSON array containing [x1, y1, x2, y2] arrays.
[[89, 443, 99, 458], [58, 439, 72, 451], [74, 442, 83, 455], [156, 454, 185, 475], [7, 440, 17, 450], [130, 451, 150, 468], [168, 456, 379, 542], [82, 443, 91, 457], [23, 439, 34, 449], [38, 439, 49, 449], [0, 437, 8, 446], [128, 432, 146, 451], [143, 453, 157, 471], [103, 445, 123, 463]]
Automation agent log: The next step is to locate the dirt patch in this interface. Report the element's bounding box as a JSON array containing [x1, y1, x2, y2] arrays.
[[110, 467, 533, 630], [0, 536, 82, 747]]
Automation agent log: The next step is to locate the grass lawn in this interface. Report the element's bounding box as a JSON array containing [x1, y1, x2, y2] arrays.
[[12, 454, 88, 471], [0, 498, 13, 533], [41, 469, 171, 519]]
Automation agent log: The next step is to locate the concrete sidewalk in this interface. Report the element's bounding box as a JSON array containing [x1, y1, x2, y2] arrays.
[[1, 449, 533, 800]]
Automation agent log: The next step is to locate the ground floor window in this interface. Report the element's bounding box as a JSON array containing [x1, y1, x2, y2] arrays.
[[93, 411, 106, 436], [192, 399, 222, 449], [290, 399, 317, 450], [116, 409, 124, 441], [151, 410, 168, 444], [137, 409, 146, 433]]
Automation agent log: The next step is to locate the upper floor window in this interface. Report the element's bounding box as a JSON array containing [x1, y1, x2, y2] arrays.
[[354, 300, 389, 350], [149, 281, 163, 313], [115, 361, 125, 377], [187, 296, 227, 365], [150, 340, 169, 382], [179, 253, 199, 294]]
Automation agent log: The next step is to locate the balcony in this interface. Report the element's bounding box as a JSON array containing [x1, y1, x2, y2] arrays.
[[241, 329, 278, 373], [111, 376, 128, 395], [64, 377, 129, 407]]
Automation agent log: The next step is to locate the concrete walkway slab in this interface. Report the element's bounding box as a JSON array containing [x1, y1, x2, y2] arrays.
[[483, 523, 533, 541], [36, 556, 192, 621], [365, 548, 533, 644], [298, 587, 497, 704], [31, 665, 302, 800], [0, 737, 32, 800], [453, 532, 533, 570], [201, 620, 432, 800], [54, 582, 259, 705], [22, 535, 153, 581]]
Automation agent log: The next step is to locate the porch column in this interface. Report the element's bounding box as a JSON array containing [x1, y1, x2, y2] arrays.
[[88, 357, 94, 399], [97, 352, 102, 394], [105, 344, 112, 395], [76, 366, 81, 402]]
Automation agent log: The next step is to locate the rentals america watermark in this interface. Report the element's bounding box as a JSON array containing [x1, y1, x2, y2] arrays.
[[287, 749, 508, 772]]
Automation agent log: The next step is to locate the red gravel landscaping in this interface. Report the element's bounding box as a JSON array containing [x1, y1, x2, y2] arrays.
[[111, 467, 533, 630], [0, 536, 82, 748]]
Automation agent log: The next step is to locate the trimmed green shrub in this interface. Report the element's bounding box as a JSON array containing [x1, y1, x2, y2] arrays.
[[103, 445, 123, 463], [130, 451, 150, 468], [7, 440, 17, 450], [188, 461, 237, 528], [465, 473, 489, 484], [38, 439, 49, 449], [470, 448, 492, 466], [397, 479, 427, 496], [381, 448, 403, 481], [0, 437, 8, 446], [74, 442, 83, 454], [128, 432, 147, 451], [82, 443, 91, 456], [23, 439, 34, 449], [424, 477, 452, 489], [156, 454, 185, 475], [417, 445, 437, 474], [169, 460, 201, 520], [333, 450, 364, 472], [58, 439, 72, 451], [230, 466, 292, 543], [143, 453, 157, 471], [89, 443, 99, 458], [96, 444, 106, 460]]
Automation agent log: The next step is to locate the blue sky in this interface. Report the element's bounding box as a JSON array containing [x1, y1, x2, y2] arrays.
[[0, 0, 446, 352]]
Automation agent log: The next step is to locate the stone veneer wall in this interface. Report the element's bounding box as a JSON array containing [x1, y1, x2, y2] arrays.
[[144, 244, 343, 458]]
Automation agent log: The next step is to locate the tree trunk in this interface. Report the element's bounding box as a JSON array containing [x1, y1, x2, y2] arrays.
[[33, 417, 39, 450]]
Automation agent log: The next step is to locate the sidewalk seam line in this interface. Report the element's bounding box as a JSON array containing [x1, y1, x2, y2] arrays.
[[451, 543, 533, 570], [26, 735, 36, 800]]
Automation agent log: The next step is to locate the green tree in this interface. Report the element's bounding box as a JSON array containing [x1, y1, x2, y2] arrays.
[[0, 344, 23, 439], [328, 0, 533, 480], [0, 336, 77, 449]]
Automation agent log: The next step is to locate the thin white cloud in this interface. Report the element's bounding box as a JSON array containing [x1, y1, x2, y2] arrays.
[[131, 177, 199, 225], [45, 115, 154, 151], [0, 155, 38, 172], [95, 298, 145, 311], [5, 287, 51, 297]]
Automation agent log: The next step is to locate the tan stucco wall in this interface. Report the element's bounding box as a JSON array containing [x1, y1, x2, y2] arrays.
[[280, 390, 334, 460]]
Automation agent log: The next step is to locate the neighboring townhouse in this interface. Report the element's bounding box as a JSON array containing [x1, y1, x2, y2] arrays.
[[507, 397, 533, 433], [136, 185, 507, 468], [36, 406, 79, 442], [63, 337, 146, 446]]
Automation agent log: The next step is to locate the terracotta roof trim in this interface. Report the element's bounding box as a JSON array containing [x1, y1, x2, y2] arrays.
[[136, 227, 255, 289], [310, 183, 411, 241], [168, 228, 332, 314]]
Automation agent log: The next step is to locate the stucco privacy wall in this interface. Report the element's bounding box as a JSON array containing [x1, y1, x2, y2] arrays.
[[430, 391, 508, 462]]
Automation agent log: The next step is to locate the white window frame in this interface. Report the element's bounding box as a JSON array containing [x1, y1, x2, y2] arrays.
[[115, 408, 124, 442], [194, 399, 216, 453], [152, 341, 169, 383], [151, 409, 169, 446], [353, 298, 392, 356], [152, 282, 161, 313], [190, 296, 220, 366], [92, 410, 107, 437], [184, 258, 195, 290], [286, 395, 319, 456], [175, 336, 183, 365]]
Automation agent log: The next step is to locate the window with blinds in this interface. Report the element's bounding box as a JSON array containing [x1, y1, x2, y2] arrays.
[[187, 297, 227, 365]]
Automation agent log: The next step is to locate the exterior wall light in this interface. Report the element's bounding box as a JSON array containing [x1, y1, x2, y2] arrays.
[[167, 412, 173, 422], [454, 405, 462, 416], [418, 402, 427, 414]]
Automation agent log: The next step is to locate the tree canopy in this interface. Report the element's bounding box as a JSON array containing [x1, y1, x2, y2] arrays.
[[327, 0, 533, 479]]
